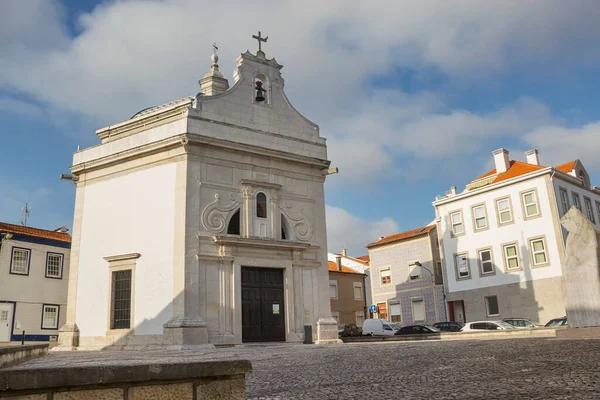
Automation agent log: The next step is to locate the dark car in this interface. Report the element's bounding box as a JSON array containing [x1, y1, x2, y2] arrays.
[[545, 317, 568, 327], [432, 321, 464, 332], [394, 325, 441, 335], [339, 323, 362, 337]]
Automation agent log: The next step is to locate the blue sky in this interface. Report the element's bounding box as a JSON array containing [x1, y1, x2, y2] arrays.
[[2, 1, 600, 255]]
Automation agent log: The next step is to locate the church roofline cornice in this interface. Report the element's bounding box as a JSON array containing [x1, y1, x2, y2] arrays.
[[70, 133, 330, 174], [96, 98, 194, 141]]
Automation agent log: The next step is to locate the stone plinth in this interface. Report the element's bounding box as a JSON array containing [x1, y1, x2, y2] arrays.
[[314, 317, 342, 344], [560, 207, 600, 329], [0, 350, 251, 399]]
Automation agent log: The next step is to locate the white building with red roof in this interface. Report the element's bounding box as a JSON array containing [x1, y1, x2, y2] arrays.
[[433, 148, 600, 324], [0, 222, 71, 342]]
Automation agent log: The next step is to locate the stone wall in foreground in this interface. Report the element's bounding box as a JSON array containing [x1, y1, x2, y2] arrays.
[[0, 358, 251, 399]]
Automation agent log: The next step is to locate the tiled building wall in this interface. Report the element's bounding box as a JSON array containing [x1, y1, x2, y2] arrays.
[[369, 230, 447, 326], [370, 234, 439, 297]]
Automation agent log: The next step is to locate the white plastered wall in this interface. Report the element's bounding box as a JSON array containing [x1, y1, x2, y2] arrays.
[[76, 163, 177, 337]]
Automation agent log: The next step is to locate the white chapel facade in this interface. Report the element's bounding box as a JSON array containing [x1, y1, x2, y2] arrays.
[[56, 37, 339, 350]]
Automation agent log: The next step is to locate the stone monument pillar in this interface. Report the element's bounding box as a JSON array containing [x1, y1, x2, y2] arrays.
[[557, 207, 600, 338]]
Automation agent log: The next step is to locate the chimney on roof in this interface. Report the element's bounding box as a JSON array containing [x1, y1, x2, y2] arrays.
[[525, 149, 540, 166], [342, 248, 347, 257], [335, 256, 342, 271], [493, 148, 510, 173]]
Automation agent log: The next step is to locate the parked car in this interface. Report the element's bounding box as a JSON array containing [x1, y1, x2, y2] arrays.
[[545, 317, 568, 327], [460, 321, 516, 332], [502, 318, 539, 328], [339, 324, 362, 337], [432, 321, 464, 332], [362, 319, 397, 336], [395, 325, 441, 335]]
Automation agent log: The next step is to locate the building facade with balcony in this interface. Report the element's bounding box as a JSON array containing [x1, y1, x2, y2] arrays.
[[433, 148, 600, 324]]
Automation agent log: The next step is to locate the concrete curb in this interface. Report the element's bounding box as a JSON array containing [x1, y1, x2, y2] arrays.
[[0, 344, 48, 369], [342, 327, 562, 343]]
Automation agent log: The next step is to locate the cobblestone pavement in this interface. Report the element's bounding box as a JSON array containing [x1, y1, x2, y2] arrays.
[[223, 338, 600, 399], [7, 337, 600, 399]]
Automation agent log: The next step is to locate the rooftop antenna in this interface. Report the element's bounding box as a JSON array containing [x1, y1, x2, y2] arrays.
[[21, 203, 31, 226]]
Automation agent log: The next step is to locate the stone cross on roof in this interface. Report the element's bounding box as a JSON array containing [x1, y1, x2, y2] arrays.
[[252, 31, 268, 54]]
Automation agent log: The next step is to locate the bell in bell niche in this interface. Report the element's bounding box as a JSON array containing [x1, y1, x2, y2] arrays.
[[255, 80, 266, 102]]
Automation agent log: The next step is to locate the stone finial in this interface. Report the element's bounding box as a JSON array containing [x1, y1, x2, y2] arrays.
[[199, 48, 229, 96]]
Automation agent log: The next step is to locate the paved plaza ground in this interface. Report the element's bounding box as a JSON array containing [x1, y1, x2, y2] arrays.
[[6, 337, 600, 399], [232, 338, 600, 399]]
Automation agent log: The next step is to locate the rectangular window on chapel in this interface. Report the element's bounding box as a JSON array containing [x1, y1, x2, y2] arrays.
[[110, 270, 132, 330]]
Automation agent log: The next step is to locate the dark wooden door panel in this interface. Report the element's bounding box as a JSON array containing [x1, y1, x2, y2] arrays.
[[241, 267, 285, 342]]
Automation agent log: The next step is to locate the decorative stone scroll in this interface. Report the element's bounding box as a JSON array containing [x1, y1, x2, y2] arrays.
[[201, 193, 241, 233], [279, 200, 313, 242]]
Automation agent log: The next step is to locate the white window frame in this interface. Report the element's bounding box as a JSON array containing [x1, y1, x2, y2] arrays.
[[41, 304, 59, 329], [411, 298, 426, 322], [329, 280, 338, 299], [485, 296, 499, 317], [559, 188, 570, 216], [409, 263, 422, 281], [529, 236, 549, 267], [521, 189, 540, 219], [502, 242, 521, 271], [454, 252, 471, 280], [10, 247, 31, 275], [477, 248, 495, 276], [355, 310, 365, 327], [45, 253, 64, 279], [584, 197, 595, 223], [353, 282, 363, 300], [449, 210, 464, 236], [389, 302, 402, 323], [572, 192, 582, 211], [380, 267, 391, 285], [105, 253, 139, 333], [495, 197, 513, 225], [471, 204, 488, 231]]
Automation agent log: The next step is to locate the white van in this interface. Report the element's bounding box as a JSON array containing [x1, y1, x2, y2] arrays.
[[362, 319, 397, 336]]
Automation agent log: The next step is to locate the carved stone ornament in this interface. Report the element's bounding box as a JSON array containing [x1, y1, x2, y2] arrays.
[[201, 192, 241, 233], [279, 200, 313, 241]]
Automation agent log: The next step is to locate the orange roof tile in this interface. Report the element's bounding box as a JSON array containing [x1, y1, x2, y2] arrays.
[[356, 255, 370, 263], [473, 159, 578, 187], [0, 222, 71, 243], [327, 261, 363, 274], [367, 225, 435, 248], [555, 160, 577, 174]]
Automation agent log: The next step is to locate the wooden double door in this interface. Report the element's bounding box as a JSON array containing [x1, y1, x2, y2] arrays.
[[241, 267, 285, 342]]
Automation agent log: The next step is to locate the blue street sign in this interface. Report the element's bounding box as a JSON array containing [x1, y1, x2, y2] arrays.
[[369, 305, 377, 313]]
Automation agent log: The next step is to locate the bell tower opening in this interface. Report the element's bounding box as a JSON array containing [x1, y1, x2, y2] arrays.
[[254, 74, 268, 104]]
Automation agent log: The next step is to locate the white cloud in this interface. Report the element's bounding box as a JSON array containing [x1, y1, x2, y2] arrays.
[[524, 122, 600, 173], [326, 205, 399, 256], [2, 0, 600, 122], [1, 0, 599, 187]]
